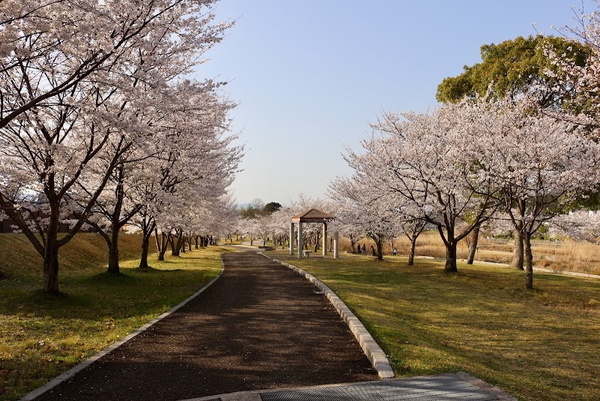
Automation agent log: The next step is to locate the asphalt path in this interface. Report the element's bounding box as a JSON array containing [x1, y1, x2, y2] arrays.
[[31, 250, 377, 401]]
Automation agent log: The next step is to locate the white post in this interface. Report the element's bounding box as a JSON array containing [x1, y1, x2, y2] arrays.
[[322, 222, 327, 256], [289, 222, 295, 255], [333, 231, 339, 259], [297, 222, 303, 258]]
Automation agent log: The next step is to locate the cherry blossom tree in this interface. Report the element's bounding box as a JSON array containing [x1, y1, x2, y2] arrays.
[[329, 178, 399, 260], [269, 208, 293, 248], [106, 80, 237, 272], [150, 119, 241, 261], [471, 98, 600, 289], [545, 4, 600, 121], [0, 0, 232, 294], [330, 173, 430, 263], [549, 210, 600, 242], [397, 213, 429, 266], [345, 106, 500, 272], [0, 0, 229, 128], [200, 195, 239, 246], [254, 215, 272, 247], [327, 200, 362, 254]]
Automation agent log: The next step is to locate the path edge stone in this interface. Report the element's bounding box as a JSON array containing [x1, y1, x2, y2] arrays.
[[20, 264, 226, 401], [263, 254, 395, 379]]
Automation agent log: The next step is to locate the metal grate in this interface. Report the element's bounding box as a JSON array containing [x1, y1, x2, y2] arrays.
[[260, 376, 500, 401]]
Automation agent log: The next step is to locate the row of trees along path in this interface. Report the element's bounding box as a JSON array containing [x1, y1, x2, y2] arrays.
[[0, 1, 242, 295]]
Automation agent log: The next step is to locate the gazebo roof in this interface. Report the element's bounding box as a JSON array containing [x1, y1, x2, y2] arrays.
[[291, 208, 335, 223]]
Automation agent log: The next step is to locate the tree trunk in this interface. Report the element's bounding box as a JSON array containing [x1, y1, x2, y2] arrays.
[[107, 241, 119, 274], [138, 218, 154, 268], [176, 235, 183, 254], [139, 234, 150, 268], [43, 242, 60, 295], [106, 164, 125, 274], [171, 233, 181, 256], [180, 236, 186, 253], [408, 236, 417, 266], [466, 223, 480, 265], [512, 228, 524, 270], [524, 231, 534, 290], [438, 223, 458, 272], [107, 227, 120, 275], [444, 241, 458, 272], [43, 200, 61, 295], [375, 238, 384, 261], [155, 230, 168, 261]]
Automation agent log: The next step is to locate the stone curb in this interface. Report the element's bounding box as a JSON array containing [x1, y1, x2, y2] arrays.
[[20, 264, 226, 401], [262, 254, 395, 379]]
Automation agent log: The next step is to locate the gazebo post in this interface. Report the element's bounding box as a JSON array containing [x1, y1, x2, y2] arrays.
[[322, 222, 327, 256], [297, 222, 303, 258], [333, 231, 339, 259], [289, 222, 295, 255]]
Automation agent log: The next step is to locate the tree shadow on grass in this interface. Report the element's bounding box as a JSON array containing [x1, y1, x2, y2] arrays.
[[132, 266, 182, 273], [84, 271, 142, 285], [18, 289, 96, 313]]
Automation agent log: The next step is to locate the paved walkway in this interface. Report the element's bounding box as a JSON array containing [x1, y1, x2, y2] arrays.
[[27, 250, 376, 400], [24, 249, 516, 401]]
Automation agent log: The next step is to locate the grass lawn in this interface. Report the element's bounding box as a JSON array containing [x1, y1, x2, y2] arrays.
[[269, 250, 600, 401], [0, 233, 229, 401]]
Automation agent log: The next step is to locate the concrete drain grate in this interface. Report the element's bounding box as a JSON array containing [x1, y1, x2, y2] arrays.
[[260, 376, 501, 401]]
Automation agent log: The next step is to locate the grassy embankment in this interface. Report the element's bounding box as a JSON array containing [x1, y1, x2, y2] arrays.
[[0, 233, 228, 401], [269, 249, 600, 401]]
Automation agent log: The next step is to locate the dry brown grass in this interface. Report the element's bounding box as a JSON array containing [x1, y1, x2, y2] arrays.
[[343, 231, 600, 276], [532, 240, 600, 274]]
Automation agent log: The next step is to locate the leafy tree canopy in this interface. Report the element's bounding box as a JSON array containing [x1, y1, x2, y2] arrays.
[[263, 202, 282, 215], [436, 35, 590, 107], [239, 199, 282, 218]]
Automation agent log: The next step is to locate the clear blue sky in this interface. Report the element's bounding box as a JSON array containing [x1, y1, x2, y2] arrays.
[[195, 0, 595, 206]]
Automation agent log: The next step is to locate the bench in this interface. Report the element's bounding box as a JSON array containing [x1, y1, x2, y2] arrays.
[[302, 250, 312, 257]]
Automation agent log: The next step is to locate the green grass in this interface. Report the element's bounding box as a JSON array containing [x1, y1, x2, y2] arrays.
[[269, 251, 600, 401], [0, 233, 229, 401], [3, 235, 598, 401]]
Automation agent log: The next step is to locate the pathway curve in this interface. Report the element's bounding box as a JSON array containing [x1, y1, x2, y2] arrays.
[[32, 250, 377, 401]]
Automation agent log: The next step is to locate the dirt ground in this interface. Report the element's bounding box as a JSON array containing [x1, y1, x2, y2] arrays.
[[33, 250, 377, 401]]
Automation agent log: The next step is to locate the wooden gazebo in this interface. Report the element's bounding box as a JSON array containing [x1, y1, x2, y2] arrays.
[[290, 208, 338, 258]]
